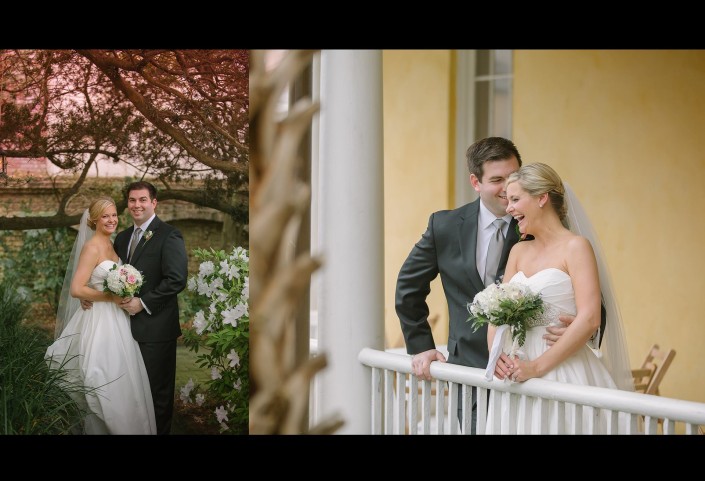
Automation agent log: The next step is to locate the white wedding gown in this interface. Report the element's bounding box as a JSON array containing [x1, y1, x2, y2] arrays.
[[45, 260, 156, 435], [485, 268, 627, 434]]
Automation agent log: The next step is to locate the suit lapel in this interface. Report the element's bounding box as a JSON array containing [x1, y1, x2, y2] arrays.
[[130, 217, 162, 264], [458, 199, 486, 293]]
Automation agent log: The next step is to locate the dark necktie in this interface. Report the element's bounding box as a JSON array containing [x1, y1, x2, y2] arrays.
[[484, 219, 506, 286]]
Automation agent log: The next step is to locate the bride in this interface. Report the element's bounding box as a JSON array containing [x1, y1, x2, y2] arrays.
[[485, 163, 634, 434], [45, 197, 156, 434]]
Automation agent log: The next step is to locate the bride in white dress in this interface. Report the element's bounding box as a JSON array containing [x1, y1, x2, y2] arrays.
[[45, 198, 156, 435], [485, 163, 633, 434]]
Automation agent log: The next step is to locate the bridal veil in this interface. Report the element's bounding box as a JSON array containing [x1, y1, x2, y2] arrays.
[[55, 209, 92, 339], [564, 182, 634, 392]]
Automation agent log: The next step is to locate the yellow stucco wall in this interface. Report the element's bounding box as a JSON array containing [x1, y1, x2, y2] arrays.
[[384, 49, 705, 405], [513, 49, 705, 403], [383, 50, 452, 349]]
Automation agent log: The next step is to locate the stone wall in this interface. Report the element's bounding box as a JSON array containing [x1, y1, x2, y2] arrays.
[[0, 176, 243, 280]]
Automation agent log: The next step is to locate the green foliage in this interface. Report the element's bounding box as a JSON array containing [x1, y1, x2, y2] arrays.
[[179, 246, 249, 434], [0, 278, 89, 434], [0, 227, 75, 313]]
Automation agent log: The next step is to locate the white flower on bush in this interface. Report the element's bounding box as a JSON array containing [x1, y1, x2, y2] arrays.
[[199, 260, 215, 277], [241, 277, 249, 300], [215, 405, 229, 423], [193, 310, 207, 335], [220, 259, 240, 281], [195, 393, 205, 407], [227, 349, 240, 369], [222, 303, 247, 327], [197, 278, 210, 296], [211, 366, 222, 380], [180, 378, 195, 403], [233, 379, 242, 391]]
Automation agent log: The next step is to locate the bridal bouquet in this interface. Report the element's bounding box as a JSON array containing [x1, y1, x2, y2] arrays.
[[104, 263, 144, 298], [467, 282, 544, 380], [467, 282, 543, 347]]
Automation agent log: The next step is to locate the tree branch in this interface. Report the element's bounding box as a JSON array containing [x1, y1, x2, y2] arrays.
[[77, 50, 246, 175]]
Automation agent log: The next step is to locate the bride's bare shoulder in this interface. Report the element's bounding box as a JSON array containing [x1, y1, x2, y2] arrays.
[[565, 234, 595, 258]]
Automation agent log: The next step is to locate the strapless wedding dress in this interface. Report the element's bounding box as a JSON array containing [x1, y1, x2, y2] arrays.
[[485, 268, 627, 434], [45, 260, 156, 434]]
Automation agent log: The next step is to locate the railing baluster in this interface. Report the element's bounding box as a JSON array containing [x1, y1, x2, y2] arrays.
[[574, 404, 583, 434], [435, 379, 445, 434], [371, 367, 382, 434], [409, 374, 418, 434], [462, 384, 472, 434], [662, 418, 674, 434], [536, 398, 547, 434], [384, 369, 394, 434], [420, 380, 432, 434], [395, 371, 405, 434], [449, 382, 459, 435], [476, 387, 488, 435], [605, 409, 618, 434], [644, 415, 658, 435], [517, 395, 529, 434]]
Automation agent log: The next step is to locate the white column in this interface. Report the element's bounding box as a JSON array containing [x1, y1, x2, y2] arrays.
[[316, 50, 385, 434]]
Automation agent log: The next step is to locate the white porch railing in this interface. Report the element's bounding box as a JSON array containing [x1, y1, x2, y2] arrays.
[[358, 347, 705, 435]]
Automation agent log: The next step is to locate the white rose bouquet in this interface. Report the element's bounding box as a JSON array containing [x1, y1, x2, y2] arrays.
[[104, 263, 144, 299], [467, 282, 543, 381]]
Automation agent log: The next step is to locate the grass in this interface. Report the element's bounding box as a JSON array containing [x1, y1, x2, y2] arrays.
[[171, 344, 222, 435], [175, 344, 211, 389]]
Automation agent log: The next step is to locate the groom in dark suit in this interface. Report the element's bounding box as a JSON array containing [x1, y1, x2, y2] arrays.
[[114, 181, 188, 435], [396, 137, 522, 431], [398, 137, 524, 373]]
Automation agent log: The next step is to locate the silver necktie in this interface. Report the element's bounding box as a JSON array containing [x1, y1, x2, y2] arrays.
[[128, 227, 142, 263], [484, 219, 506, 286]]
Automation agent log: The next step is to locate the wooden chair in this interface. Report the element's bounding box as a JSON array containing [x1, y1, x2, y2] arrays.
[[631, 344, 676, 395]]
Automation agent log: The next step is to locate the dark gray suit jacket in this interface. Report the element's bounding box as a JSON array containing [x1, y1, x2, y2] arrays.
[[396, 198, 519, 368], [113, 216, 188, 343]]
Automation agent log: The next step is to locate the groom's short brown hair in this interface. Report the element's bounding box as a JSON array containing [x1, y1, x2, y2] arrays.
[[125, 181, 158, 201]]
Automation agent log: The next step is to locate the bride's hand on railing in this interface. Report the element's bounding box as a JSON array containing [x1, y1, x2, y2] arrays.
[[494, 352, 514, 380], [411, 349, 446, 381]]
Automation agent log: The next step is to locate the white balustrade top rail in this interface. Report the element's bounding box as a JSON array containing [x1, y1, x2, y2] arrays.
[[358, 347, 705, 434]]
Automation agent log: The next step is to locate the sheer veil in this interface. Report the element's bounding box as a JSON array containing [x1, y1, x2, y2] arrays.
[[564, 182, 634, 392], [55, 209, 93, 339]]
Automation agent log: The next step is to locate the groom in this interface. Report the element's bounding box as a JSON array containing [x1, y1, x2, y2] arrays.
[[397, 137, 522, 387], [114, 181, 188, 435]]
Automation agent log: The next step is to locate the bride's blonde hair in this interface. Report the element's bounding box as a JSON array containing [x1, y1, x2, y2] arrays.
[[86, 197, 117, 230], [506, 163, 568, 228]]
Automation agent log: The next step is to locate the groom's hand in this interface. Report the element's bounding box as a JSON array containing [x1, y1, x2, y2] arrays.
[[120, 297, 144, 316], [544, 314, 576, 346], [80, 299, 93, 310], [411, 349, 446, 381]]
